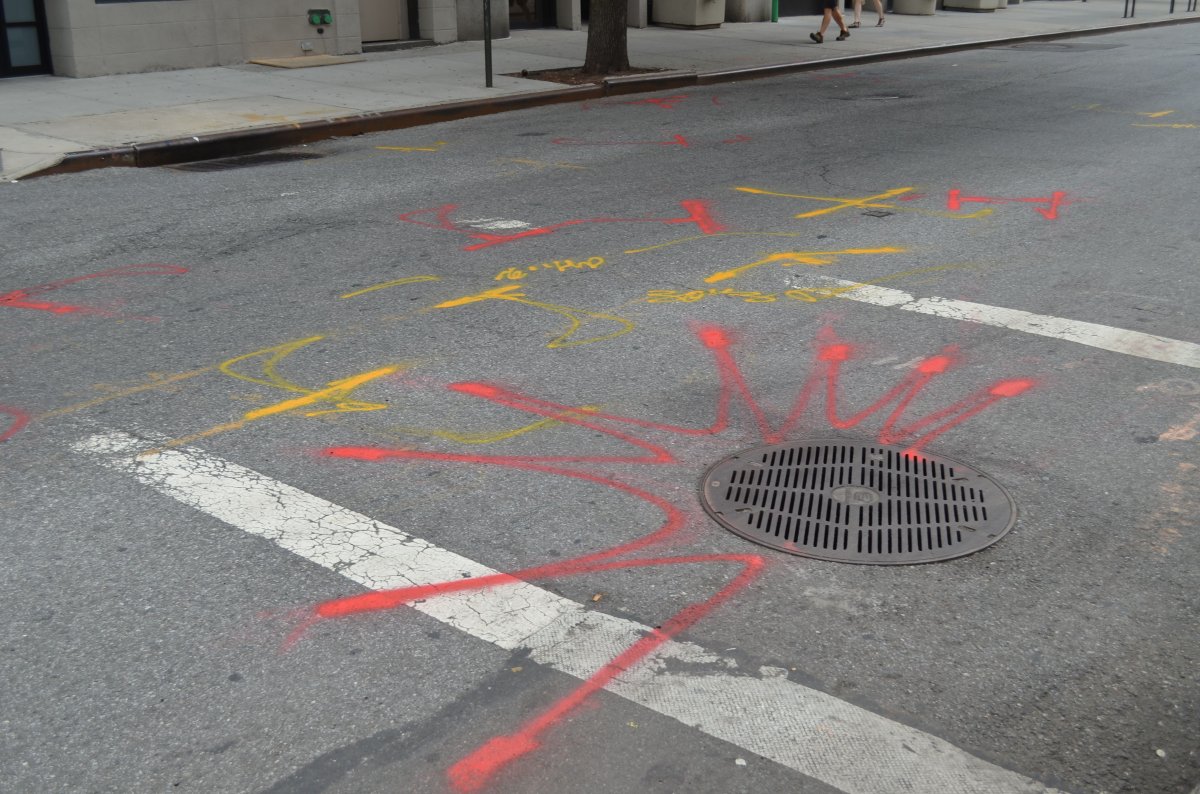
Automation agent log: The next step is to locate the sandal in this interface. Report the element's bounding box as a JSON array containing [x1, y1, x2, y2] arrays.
[[876, 16, 885, 25], [810, 31, 823, 43], [849, 21, 861, 27], [836, 29, 850, 40]]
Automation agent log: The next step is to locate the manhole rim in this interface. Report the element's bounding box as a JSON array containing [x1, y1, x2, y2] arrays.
[[698, 438, 1019, 565]]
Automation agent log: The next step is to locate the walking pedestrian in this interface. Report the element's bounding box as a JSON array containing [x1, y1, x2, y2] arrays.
[[810, 0, 850, 43], [849, 0, 885, 28]]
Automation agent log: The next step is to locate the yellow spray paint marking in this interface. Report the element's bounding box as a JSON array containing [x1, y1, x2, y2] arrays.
[[145, 365, 399, 454], [243, 367, 400, 420], [340, 275, 441, 299], [390, 405, 601, 445], [1159, 404, 1200, 442], [144, 337, 404, 455], [738, 186, 916, 218], [221, 335, 324, 394], [36, 367, 214, 420], [499, 158, 588, 171], [494, 257, 605, 281], [220, 336, 401, 414], [648, 264, 966, 304], [704, 247, 906, 284], [436, 285, 634, 349], [376, 142, 448, 152], [1145, 461, 1198, 556], [1080, 104, 1177, 118], [735, 186, 991, 220], [1133, 123, 1198, 129]]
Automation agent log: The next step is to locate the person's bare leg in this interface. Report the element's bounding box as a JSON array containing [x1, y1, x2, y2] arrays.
[[819, 8, 833, 34], [852, 0, 863, 25], [872, 0, 884, 24], [832, 7, 849, 35]]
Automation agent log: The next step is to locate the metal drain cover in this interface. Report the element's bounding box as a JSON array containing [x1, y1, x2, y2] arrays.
[[700, 440, 1015, 564]]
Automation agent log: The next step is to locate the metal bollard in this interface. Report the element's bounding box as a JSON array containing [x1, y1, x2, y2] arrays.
[[483, 0, 493, 88]]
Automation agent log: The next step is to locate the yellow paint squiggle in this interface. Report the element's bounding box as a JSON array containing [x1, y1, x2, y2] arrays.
[[705, 247, 906, 284], [735, 186, 991, 220], [436, 285, 634, 349], [341, 276, 441, 299], [146, 336, 404, 454]]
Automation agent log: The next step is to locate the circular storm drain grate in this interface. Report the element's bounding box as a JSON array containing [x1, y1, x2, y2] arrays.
[[700, 440, 1016, 564]]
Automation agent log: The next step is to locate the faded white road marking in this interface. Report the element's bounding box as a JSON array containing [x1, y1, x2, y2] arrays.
[[75, 430, 1060, 794], [461, 218, 533, 231], [790, 276, 1200, 369]]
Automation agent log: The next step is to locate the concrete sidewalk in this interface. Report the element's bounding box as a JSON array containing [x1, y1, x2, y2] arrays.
[[1, 0, 1195, 181]]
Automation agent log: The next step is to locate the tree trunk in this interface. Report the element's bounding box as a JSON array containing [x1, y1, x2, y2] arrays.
[[582, 0, 630, 75]]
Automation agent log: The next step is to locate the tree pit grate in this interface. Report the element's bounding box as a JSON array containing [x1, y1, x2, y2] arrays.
[[700, 440, 1016, 564]]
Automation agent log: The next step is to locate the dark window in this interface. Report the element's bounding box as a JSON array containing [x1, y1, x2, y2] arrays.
[[1, 0, 51, 77]]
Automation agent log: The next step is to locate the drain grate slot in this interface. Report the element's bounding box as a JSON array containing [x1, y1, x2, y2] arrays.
[[700, 440, 1016, 564]]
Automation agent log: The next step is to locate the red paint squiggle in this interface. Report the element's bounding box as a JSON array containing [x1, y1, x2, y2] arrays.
[[397, 200, 725, 251], [0, 405, 29, 443], [313, 325, 1035, 790], [623, 96, 689, 110], [446, 554, 762, 792], [946, 189, 1071, 220], [0, 264, 188, 317]]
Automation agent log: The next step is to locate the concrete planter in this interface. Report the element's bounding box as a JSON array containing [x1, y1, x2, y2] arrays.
[[996, 0, 1009, 7], [892, 0, 936, 13], [943, 0, 999, 10], [653, 0, 726, 28]]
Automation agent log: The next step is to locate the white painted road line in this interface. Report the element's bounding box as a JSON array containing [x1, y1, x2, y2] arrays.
[[75, 430, 1060, 794], [790, 276, 1200, 369]]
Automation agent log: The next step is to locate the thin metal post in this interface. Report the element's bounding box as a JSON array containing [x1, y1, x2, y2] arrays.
[[1169, 0, 1174, 13], [483, 0, 493, 88]]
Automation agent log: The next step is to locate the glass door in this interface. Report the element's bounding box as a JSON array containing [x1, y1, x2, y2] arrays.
[[1, 0, 51, 77]]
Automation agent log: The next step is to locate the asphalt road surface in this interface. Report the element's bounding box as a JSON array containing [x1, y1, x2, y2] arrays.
[[3, 24, 1199, 794]]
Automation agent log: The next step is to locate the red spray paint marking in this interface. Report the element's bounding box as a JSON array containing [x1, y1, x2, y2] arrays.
[[622, 95, 689, 110], [696, 329, 1037, 454], [0, 406, 30, 442], [946, 189, 1072, 220], [722, 134, 753, 144], [0, 264, 188, 317], [446, 554, 763, 792], [551, 134, 691, 148], [397, 200, 725, 251], [314, 325, 1035, 790]]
